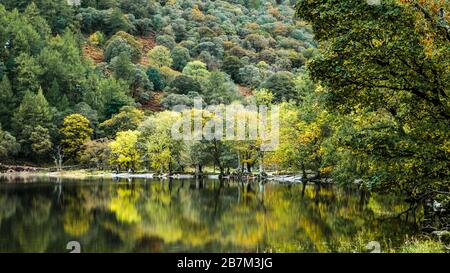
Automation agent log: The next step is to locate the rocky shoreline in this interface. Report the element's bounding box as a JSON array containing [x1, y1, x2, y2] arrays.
[[0, 170, 317, 184], [109, 172, 335, 184], [0, 166, 343, 184]]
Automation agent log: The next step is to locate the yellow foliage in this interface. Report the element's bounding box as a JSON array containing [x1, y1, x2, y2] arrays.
[[109, 130, 142, 169], [191, 6, 206, 21]]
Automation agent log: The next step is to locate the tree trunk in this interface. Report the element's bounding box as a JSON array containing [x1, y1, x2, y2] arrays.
[[301, 162, 308, 197], [259, 152, 264, 174], [52, 146, 64, 172], [237, 151, 241, 170], [195, 164, 202, 177], [246, 161, 252, 173]]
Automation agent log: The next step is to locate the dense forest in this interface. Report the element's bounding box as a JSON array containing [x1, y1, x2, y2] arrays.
[[0, 0, 448, 234]]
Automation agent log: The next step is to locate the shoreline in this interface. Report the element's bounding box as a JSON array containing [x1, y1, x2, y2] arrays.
[[0, 170, 324, 184]]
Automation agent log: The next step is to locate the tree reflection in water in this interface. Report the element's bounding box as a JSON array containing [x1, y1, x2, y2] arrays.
[[0, 176, 417, 253]]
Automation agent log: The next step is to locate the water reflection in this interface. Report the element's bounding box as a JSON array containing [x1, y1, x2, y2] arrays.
[[0, 176, 418, 253]]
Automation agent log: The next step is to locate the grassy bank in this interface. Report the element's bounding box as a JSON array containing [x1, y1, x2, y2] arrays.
[[264, 236, 448, 253], [0, 169, 112, 180]]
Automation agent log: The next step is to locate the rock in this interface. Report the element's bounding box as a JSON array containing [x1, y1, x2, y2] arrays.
[[354, 179, 363, 184], [269, 175, 303, 183], [433, 200, 446, 212], [431, 230, 450, 244], [174, 174, 195, 179]]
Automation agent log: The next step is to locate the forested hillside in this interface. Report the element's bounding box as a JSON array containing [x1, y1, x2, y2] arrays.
[[0, 0, 448, 233], [0, 0, 315, 161]]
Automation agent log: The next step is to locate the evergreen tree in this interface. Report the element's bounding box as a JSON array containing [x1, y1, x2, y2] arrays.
[[12, 88, 54, 156], [13, 53, 43, 101], [0, 123, 20, 159], [30, 125, 52, 156], [146, 67, 164, 91], [171, 46, 190, 71], [46, 79, 61, 108], [0, 76, 14, 129]]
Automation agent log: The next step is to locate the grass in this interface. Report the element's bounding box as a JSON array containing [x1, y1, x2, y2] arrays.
[[42, 169, 112, 178], [0, 169, 112, 180], [262, 236, 447, 253], [399, 237, 446, 253]]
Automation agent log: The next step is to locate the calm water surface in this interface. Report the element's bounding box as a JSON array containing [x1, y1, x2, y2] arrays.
[[0, 175, 418, 253]]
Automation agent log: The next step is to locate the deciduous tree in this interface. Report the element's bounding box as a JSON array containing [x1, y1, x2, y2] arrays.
[[60, 114, 93, 161]]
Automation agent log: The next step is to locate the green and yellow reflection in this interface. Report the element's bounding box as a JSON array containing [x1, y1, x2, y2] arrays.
[[0, 179, 418, 253]]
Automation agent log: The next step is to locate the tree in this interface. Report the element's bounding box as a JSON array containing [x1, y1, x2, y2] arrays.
[[202, 71, 240, 104], [0, 75, 14, 129], [0, 3, 45, 56], [109, 130, 142, 171], [3, 1, 74, 35], [82, 75, 134, 119], [13, 53, 43, 101], [104, 38, 137, 63], [88, 31, 105, 46], [160, 93, 196, 109], [12, 89, 54, 156], [172, 18, 187, 42], [100, 80, 134, 118], [139, 111, 184, 174], [98, 106, 144, 138], [222, 55, 244, 82], [192, 42, 224, 59], [146, 67, 164, 91], [177, 107, 237, 176], [245, 34, 269, 52], [169, 75, 201, 95], [293, 71, 316, 100], [238, 65, 262, 88], [246, 0, 262, 9], [118, 0, 154, 19], [60, 114, 93, 161], [171, 46, 190, 71], [104, 8, 132, 36], [181, 140, 212, 176], [73, 102, 99, 127], [155, 35, 176, 50], [253, 88, 274, 106], [20, 2, 48, 28], [274, 97, 334, 183], [37, 31, 87, 103], [296, 0, 450, 228], [110, 53, 152, 100], [46, 79, 62, 109], [80, 138, 111, 170], [147, 45, 173, 68], [30, 125, 52, 156], [259, 71, 296, 102], [104, 31, 142, 63], [0, 124, 20, 159], [182, 60, 210, 81], [110, 52, 134, 80], [197, 51, 219, 70], [158, 66, 181, 85]]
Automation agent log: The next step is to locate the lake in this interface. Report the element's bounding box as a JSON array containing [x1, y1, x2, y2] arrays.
[[0, 175, 419, 253]]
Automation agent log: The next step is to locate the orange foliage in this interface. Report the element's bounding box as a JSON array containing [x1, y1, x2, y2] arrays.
[[237, 85, 253, 97], [82, 43, 103, 64], [140, 92, 163, 112], [137, 36, 157, 66]]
